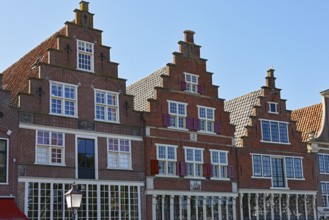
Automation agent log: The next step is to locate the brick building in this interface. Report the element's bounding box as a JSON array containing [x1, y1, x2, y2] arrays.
[[127, 30, 238, 220], [2, 2, 144, 219], [225, 69, 317, 219], [292, 92, 329, 218], [0, 75, 28, 218]]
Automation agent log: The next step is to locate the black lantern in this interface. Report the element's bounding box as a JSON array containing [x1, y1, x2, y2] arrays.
[[64, 183, 83, 219]]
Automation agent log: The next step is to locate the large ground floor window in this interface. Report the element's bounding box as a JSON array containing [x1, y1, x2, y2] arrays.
[[152, 194, 236, 220], [240, 192, 316, 220], [21, 180, 142, 220]]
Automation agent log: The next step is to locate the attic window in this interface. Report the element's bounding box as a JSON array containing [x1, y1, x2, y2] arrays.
[[184, 73, 198, 93], [77, 40, 94, 73], [268, 102, 278, 114]]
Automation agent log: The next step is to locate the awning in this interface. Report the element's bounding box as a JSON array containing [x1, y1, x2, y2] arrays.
[[0, 198, 28, 220]]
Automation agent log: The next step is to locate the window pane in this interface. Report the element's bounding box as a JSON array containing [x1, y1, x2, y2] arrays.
[[158, 146, 166, 159], [285, 157, 294, 178], [51, 83, 62, 97], [206, 109, 214, 119], [294, 158, 302, 178], [261, 121, 271, 141], [212, 151, 219, 163], [262, 156, 271, 177], [253, 155, 262, 176], [108, 139, 119, 151], [219, 152, 227, 164], [178, 104, 185, 115], [195, 150, 202, 162], [279, 123, 289, 143], [96, 92, 105, 104], [64, 86, 75, 99], [270, 122, 279, 142], [167, 147, 175, 160], [38, 131, 50, 145], [186, 149, 193, 161], [325, 155, 329, 173], [199, 108, 206, 118], [169, 103, 177, 114], [319, 155, 325, 173]]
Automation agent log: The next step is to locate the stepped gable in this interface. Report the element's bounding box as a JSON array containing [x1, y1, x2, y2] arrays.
[[2, 28, 65, 106], [127, 66, 168, 112], [224, 90, 262, 146], [291, 103, 322, 142]]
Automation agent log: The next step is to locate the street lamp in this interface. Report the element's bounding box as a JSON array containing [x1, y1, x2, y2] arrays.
[[65, 183, 83, 219]]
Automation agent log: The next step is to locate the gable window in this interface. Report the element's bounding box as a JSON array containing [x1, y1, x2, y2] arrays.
[[211, 150, 228, 179], [268, 102, 278, 114], [108, 138, 131, 170], [95, 90, 119, 123], [50, 81, 77, 117], [77, 40, 94, 72], [260, 120, 289, 144], [198, 106, 215, 133], [185, 147, 204, 177], [184, 73, 199, 93], [156, 144, 177, 176], [0, 139, 8, 183], [252, 154, 303, 188], [321, 182, 329, 207], [36, 130, 64, 165], [168, 101, 187, 129], [319, 154, 329, 174]]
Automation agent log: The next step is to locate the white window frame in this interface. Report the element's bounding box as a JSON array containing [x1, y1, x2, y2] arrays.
[[77, 39, 94, 72], [260, 119, 290, 144], [0, 138, 9, 184], [210, 150, 229, 180], [50, 81, 78, 118], [35, 130, 65, 166], [94, 89, 120, 123], [156, 144, 178, 177], [268, 102, 279, 114], [285, 157, 303, 179], [184, 72, 199, 93], [167, 100, 188, 130], [107, 138, 132, 170], [197, 105, 215, 133], [184, 147, 204, 178], [321, 182, 329, 207], [319, 154, 329, 174]]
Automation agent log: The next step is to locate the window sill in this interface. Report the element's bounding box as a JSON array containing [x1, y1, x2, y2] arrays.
[[197, 131, 216, 135], [155, 174, 179, 178], [260, 140, 291, 145], [287, 178, 305, 181], [95, 119, 120, 124], [270, 187, 290, 190], [49, 113, 78, 119], [34, 163, 66, 167], [168, 127, 188, 131], [268, 111, 279, 114], [184, 176, 206, 180], [107, 167, 132, 171], [0, 182, 9, 185], [251, 176, 272, 179], [77, 68, 95, 73], [210, 177, 230, 181]]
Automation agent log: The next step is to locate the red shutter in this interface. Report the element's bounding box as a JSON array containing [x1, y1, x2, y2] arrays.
[[193, 118, 199, 131], [150, 160, 159, 175], [186, 117, 193, 130], [228, 165, 234, 179], [203, 163, 212, 177], [177, 162, 187, 177], [214, 121, 221, 134], [181, 81, 187, 91], [162, 114, 170, 127], [198, 85, 203, 94]]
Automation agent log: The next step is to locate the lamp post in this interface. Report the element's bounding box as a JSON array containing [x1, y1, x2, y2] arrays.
[[65, 183, 83, 219]]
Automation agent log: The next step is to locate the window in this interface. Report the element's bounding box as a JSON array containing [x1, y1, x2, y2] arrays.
[[211, 150, 228, 179], [36, 130, 64, 165], [319, 154, 329, 174], [260, 120, 289, 144], [156, 144, 177, 176], [108, 138, 131, 169], [184, 73, 199, 93], [95, 90, 119, 123], [185, 147, 204, 177], [77, 40, 94, 72], [252, 154, 303, 188], [168, 101, 187, 129], [268, 102, 278, 114], [0, 139, 7, 183], [50, 81, 77, 117], [198, 106, 215, 133], [321, 182, 329, 207]]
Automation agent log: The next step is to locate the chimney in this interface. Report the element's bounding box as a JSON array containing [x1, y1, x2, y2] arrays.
[[266, 67, 276, 89], [74, 1, 94, 28], [184, 30, 195, 44]]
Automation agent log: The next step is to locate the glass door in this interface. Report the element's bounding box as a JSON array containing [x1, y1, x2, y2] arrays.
[[78, 138, 95, 179]]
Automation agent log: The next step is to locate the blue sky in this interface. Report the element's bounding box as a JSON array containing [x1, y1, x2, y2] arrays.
[[1, 1, 328, 110]]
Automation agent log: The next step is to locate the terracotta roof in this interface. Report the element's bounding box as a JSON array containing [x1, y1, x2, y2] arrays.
[[291, 103, 322, 142], [2, 27, 66, 106], [127, 67, 168, 111], [224, 90, 262, 147]]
